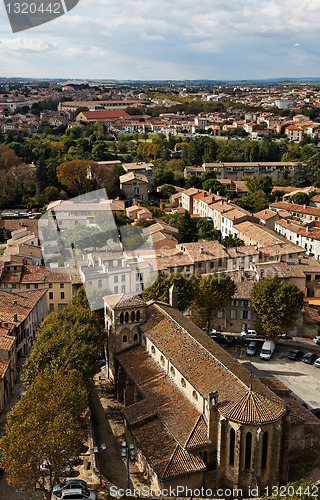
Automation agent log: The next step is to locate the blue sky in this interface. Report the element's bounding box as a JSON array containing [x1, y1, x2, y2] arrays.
[[0, 0, 320, 80]]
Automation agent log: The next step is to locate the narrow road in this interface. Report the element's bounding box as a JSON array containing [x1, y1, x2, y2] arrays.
[[90, 370, 149, 493], [89, 383, 128, 489]]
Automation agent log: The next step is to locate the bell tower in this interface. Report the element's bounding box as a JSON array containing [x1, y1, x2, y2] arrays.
[[104, 293, 146, 381]]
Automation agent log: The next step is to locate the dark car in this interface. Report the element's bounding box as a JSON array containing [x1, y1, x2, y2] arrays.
[[311, 408, 320, 419], [53, 480, 89, 498], [287, 349, 304, 361], [225, 336, 235, 347], [302, 352, 318, 364]]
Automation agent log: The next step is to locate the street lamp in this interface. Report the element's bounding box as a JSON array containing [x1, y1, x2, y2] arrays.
[[121, 441, 135, 489], [93, 443, 106, 487]]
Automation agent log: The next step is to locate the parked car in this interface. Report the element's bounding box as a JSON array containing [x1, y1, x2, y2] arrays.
[[60, 489, 96, 500], [313, 336, 320, 345], [225, 336, 235, 347], [53, 480, 89, 498], [302, 352, 318, 365], [260, 340, 275, 360], [310, 408, 320, 419], [287, 349, 304, 361], [314, 357, 320, 368], [246, 341, 257, 356], [240, 329, 257, 338]]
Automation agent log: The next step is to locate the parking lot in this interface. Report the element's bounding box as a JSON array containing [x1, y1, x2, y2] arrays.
[[225, 338, 320, 409]]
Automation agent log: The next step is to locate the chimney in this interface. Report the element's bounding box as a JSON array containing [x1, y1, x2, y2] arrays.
[[14, 313, 18, 322], [200, 246, 204, 254], [209, 391, 218, 407], [169, 284, 179, 309]]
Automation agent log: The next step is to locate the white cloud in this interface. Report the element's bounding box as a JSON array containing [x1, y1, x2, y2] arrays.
[[0, 0, 320, 79], [0, 37, 49, 51]]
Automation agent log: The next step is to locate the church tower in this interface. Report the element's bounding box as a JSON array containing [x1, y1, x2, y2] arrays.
[[104, 293, 146, 382]]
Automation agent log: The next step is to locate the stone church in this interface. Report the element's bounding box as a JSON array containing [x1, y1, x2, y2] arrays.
[[104, 288, 320, 493]]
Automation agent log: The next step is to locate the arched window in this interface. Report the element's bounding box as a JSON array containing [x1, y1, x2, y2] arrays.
[[229, 428, 235, 466], [203, 451, 208, 463], [151, 345, 155, 354], [133, 333, 138, 342], [131, 311, 135, 322], [160, 355, 165, 366], [261, 431, 268, 469], [125, 312, 129, 323], [136, 310, 140, 321], [170, 366, 175, 377], [181, 378, 186, 388], [122, 335, 127, 343], [192, 390, 198, 402], [245, 432, 252, 470], [120, 312, 124, 324]]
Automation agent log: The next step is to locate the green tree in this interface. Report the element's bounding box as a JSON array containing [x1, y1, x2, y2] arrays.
[[143, 272, 200, 312], [289, 192, 310, 205], [191, 274, 237, 332], [167, 211, 197, 242], [221, 234, 244, 247], [250, 276, 304, 339], [22, 296, 103, 386], [44, 186, 59, 202], [202, 178, 225, 195], [185, 175, 202, 189], [197, 219, 221, 241], [0, 370, 87, 500]]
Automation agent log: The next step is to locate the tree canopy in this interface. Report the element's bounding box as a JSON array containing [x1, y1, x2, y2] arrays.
[[191, 274, 237, 332], [250, 276, 305, 339], [22, 289, 103, 387], [143, 272, 201, 312], [0, 370, 87, 500]]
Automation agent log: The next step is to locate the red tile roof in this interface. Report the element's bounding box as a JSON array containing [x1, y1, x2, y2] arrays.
[[141, 303, 286, 424]]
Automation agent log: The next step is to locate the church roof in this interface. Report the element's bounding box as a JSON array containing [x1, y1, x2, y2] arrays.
[[219, 388, 285, 424], [117, 345, 207, 480], [141, 302, 286, 425]]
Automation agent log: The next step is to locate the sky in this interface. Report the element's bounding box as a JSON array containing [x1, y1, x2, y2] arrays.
[[1, 0, 320, 80]]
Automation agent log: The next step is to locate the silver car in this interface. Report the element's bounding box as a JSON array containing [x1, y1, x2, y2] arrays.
[[61, 488, 96, 500], [314, 357, 320, 368]]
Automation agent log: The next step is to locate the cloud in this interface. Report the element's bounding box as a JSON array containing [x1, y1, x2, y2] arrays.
[[0, 0, 320, 78], [0, 37, 50, 51]]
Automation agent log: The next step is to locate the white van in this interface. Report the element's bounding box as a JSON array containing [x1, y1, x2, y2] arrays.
[[260, 340, 275, 360]]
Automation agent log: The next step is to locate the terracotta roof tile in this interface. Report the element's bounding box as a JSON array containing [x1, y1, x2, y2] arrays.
[[140, 303, 285, 424]]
